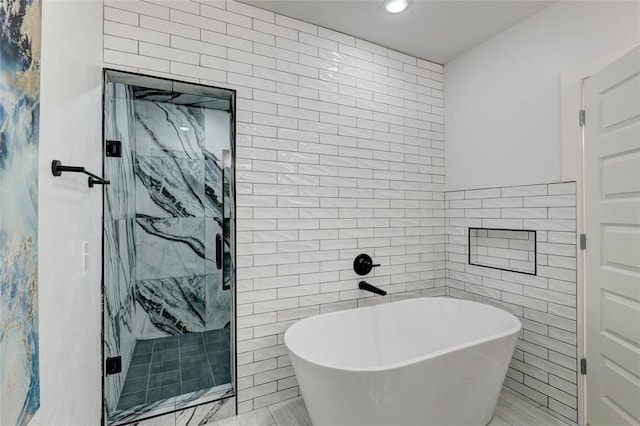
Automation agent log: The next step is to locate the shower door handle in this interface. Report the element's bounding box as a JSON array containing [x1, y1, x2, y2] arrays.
[[216, 233, 223, 270]]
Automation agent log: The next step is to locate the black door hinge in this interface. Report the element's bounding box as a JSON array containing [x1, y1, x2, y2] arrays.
[[106, 356, 122, 375], [579, 109, 586, 127], [106, 140, 122, 157], [580, 234, 587, 250], [580, 358, 587, 375]]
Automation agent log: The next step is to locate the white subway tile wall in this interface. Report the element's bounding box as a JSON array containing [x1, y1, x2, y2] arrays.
[[103, 0, 445, 414], [446, 182, 578, 423]]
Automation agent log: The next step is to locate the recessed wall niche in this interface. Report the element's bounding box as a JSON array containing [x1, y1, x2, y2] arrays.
[[468, 228, 537, 275]]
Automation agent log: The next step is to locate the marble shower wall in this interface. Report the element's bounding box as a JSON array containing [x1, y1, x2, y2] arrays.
[[104, 81, 138, 413], [132, 99, 231, 339]]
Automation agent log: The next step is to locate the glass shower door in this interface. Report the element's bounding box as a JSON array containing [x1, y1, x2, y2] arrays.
[[102, 70, 236, 424]]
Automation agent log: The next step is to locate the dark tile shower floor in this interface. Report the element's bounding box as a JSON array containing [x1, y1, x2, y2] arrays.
[[116, 328, 231, 412]]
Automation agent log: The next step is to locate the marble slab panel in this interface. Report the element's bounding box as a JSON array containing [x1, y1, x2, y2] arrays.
[[110, 394, 178, 426], [135, 217, 206, 281], [175, 395, 236, 425], [134, 100, 204, 159], [135, 155, 205, 218], [134, 300, 170, 340], [110, 385, 234, 425], [135, 276, 206, 335], [104, 77, 139, 414], [133, 88, 231, 111], [205, 274, 232, 331], [105, 83, 137, 221], [205, 155, 223, 219], [104, 219, 137, 411], [204, 109, 231, 162], [106, 80, 140, 99]]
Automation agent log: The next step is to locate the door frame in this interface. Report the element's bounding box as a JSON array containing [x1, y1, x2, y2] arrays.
[[559, 44, 639, 426], [101, 68, 239, 423]]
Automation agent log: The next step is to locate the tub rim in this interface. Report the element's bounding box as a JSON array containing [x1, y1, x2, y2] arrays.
[[284, 297, 522, 373]]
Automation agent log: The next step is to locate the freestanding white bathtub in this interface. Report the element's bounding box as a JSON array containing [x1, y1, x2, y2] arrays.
[[284, 297, 521, 426]]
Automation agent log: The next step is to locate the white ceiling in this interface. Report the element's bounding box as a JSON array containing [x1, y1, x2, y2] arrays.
[[241, 0, 554, 64]]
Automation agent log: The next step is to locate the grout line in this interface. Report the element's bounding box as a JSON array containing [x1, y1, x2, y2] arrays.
[[144, 338, 155, 403], [203, 331, 217, 387], [178, 334, 183, 396]]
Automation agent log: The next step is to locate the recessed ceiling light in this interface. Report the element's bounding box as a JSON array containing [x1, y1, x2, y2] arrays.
[[384, 0, 408, 14], [179, 126, 190, 131]]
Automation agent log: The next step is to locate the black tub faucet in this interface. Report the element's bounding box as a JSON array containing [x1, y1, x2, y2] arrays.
[[354, 254, 385, 295], [359, 281, 387, 296]]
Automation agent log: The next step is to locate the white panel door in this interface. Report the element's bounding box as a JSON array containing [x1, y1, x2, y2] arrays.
[[585, 46, 640, 426]]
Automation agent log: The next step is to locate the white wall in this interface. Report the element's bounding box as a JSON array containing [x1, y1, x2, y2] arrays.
[[444, 1, 640, 191], [34, 0, 103, 424], [102, 0, 445, 414]]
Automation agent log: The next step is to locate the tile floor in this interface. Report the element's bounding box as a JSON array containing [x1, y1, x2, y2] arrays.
[[205, 389, 576, 426], [117, 328, 231, 411]]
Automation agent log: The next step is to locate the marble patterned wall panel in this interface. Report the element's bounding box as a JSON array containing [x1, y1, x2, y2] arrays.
[[112, 387, 235, 425], [205, 274, 231, 331], [104, 218, 137, 412], [0, 0, 42, 423], [175, 395, 236, 426], [135, 276, 205, 335], [204, 156, 222, 219], [135, 217, 206, 281], [104, 78, 138, 413], [131, 98, 236, 338], [105, 82, 136, 221], [204, 216, 231, 331], [134, 300, 163, 340], [203, 109, 229, 163], [134, 100, 204, 159], [203, 112, 232, 333], [131, 95, 231, 339], [135, 155, 205, 218]]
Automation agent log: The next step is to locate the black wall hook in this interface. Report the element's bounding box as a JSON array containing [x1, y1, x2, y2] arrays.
[[51, 160, 110, 188]]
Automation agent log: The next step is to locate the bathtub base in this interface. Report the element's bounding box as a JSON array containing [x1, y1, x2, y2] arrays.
[[285, 298, 521, 426], [292, 334, 515, 425]]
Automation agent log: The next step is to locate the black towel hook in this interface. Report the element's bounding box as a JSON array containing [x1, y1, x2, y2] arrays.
[[51, 160, 110, 188]]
